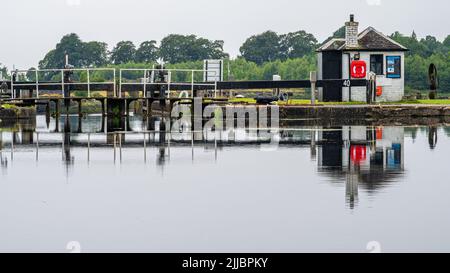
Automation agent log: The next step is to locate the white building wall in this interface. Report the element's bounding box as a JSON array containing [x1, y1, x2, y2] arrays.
[[342, 51, 405, 102]]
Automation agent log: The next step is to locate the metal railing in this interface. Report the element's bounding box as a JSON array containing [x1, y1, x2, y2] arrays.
[[119, 68, 218, 99], [10, 68, 116, 99]]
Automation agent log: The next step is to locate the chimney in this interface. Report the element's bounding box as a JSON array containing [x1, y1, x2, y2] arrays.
[[345, 14, 359, 48]]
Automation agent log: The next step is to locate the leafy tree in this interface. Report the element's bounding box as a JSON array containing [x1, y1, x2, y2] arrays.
[[390, 32, 446, 58], [334, 26, 346, 38], [240, 30, 317, 64], [39, 49, 57, 69], [83, 41, 109, 67], [111, 41, 136, 65], [39, 34, 109, 69], [405, 54, 428, 90], [443, 35, 450, 49], [390, 31, 423, 57], [322, 26, 345, 45], [0, 63, 7, 79], [239, 31, 281, 65], [26, 67, 37, 81], [159, 34, 228, 63], [279, 30, 318, 59], [228, 57, 263, 80], [135, 40, 158, 63], [196, 38, 228, 60], [39, 33, 85, 69], [421, 35, 445, 56]]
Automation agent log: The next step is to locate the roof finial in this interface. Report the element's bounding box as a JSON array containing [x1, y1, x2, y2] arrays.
[[350, 14, 354, 22]]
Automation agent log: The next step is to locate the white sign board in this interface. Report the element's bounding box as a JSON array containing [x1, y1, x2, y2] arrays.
[[203, 60, 223, 82]]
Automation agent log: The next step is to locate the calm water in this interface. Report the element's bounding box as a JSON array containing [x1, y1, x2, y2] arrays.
[[0, 115, 450, 252]]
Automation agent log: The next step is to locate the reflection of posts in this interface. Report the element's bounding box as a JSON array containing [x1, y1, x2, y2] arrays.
[[21, 131, 34, 144], [62, 117, 74, 171], [310, 129, 316, 160], [345, 168, 359, 209], [428, 126, 438, 149]]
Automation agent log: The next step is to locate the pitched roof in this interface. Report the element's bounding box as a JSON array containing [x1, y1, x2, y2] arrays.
[[317, 38, 346, 51], [317, 27, 408, 52]]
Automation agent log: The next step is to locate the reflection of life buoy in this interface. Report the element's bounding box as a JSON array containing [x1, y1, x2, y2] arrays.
[[350, 145, 367, 164], [376, 127, 383, 140]]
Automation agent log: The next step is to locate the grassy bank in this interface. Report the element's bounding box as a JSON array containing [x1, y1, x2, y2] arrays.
[[230, 98, 450, 106]]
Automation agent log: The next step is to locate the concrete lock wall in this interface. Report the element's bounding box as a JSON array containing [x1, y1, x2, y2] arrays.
[[342, 51, 405, 102]]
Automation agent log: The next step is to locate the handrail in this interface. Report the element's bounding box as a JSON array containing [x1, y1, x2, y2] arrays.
[[10, 68, 116, 99], [7, 67, 222, 100], [119, 68, 218, 99]]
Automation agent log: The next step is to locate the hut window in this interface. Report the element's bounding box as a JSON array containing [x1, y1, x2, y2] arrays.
[[370, 54, 384, 75]]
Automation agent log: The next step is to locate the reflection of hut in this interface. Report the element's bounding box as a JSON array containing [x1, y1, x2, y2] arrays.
[[317, 126, 405, 207]]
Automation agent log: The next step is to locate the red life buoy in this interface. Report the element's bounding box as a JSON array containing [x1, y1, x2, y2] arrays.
[[376, 86, 383, 96], [350, 60, 367, 79]]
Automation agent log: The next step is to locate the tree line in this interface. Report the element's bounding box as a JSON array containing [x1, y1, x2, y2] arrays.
[[38, 33, 229, 68], [35, 30, 319, 69], [1, 28, 449, 92]]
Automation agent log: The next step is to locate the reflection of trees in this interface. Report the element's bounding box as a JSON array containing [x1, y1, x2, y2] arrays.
[[405, 127, 418, 143], [444, 127, 450, 138]]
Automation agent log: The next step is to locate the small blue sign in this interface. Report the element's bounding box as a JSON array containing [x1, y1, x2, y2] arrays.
[[386, 56, 401, 78]]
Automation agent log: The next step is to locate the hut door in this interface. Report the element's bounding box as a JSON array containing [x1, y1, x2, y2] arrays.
[[322, 51, 342, 102]]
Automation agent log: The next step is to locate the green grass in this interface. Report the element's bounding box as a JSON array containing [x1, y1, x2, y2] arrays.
[[416, 99, 450, 105], [380, 99, 450, 105], [229, 98, 450, 106], [229, 98, 257, 104], [281, 100, 366, 106]]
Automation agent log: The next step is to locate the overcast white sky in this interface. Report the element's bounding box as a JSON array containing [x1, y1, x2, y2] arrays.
[[0, 0, 448, 69]]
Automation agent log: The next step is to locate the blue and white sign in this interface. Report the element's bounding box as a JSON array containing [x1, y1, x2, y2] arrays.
[[386, 56, 401, 78]]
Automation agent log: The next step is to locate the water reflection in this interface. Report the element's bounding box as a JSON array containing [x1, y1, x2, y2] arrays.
[[428, 126, 438, 149], [0, 115, 448, 210], [316, 126, 404, 209]]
